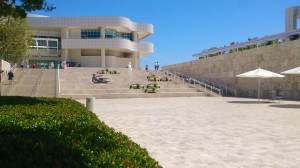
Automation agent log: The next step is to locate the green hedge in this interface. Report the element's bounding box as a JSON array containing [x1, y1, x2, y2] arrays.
[[0, 96, 161, 168]]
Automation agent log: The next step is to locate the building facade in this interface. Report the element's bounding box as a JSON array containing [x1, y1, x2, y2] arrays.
[[27, 15, 154, 68]]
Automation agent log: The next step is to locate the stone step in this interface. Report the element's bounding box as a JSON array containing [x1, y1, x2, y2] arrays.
[[60, 92, 208, 99], [61, 88, 199, 94]]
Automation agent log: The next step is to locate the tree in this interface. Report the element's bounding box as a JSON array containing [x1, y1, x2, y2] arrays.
[[0, 16, 34, 62], [0, 0, 55, 18]]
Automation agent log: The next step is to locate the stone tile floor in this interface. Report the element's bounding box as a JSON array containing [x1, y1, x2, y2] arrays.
[[78, 97, 300, 168]]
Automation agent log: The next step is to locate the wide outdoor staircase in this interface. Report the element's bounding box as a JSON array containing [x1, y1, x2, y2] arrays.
[[5, 67, 215, 99], [9, 69, 42, 96], [59, 68, 211, 99], [36, 69, 56, 97]]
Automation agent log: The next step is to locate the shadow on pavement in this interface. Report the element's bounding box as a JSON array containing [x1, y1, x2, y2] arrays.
[[269, 104, 300, 109], [227, 101, 273, 104]]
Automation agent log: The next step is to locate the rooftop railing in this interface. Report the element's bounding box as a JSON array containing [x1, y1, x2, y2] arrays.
[[193, 29, 300, 58]]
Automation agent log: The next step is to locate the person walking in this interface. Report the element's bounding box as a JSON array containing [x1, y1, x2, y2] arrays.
[[8, 70, 14, 84], [154, 62, 158, 71], [20, 61, 24, 70], [157, 62, 159, 71]]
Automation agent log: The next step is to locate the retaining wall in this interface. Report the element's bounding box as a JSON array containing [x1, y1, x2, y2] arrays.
[[164, 40, 300, 100]]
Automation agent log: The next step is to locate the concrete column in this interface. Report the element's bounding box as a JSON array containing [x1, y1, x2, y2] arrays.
[[63, 49, 69, 61], [101, 27, 105, 39], [61, 28, 69, 39], [132, 52, 138, 68], [285, 6, 300, 31], [101, 49, 105, 68], [133, 32, 138, 42], [137, 54, 141, 69]]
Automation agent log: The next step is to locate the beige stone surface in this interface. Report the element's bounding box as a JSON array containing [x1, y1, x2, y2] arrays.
[[78, 97, 300, 168], [164, 40, 300, 99]]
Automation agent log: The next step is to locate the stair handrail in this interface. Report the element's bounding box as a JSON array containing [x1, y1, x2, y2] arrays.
[[31, 69, 44, 97], [1, 64, 19, 96], [174, 71, 237, 96], [156, 69, 222, 96], [56, 64, 60, 98]]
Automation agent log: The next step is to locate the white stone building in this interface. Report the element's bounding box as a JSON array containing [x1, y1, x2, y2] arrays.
[[27, 15, 154, 68]]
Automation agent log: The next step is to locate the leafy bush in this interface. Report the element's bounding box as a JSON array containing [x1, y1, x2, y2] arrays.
[[146, 74, 156, 79], [160, 77, 171, 81], [289, 34, 299, 41], [129, 83, 144, 89], [145, 83, 160, 93], [109, 70, 118, 74], [0, 96, 161, 168]]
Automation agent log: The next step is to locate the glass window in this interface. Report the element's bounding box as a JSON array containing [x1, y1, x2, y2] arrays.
[[81, 29, 100, 39], [48, 40, 58, 48], [37, 40, 47, 47], [105, 29, 133, 41]]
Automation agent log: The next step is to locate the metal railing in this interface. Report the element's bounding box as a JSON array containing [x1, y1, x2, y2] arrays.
[[174, 72, 237, 96], [56, 64, 60, 98], [193, 28, 300, 58], [150, 69, 222, 96], [1, 64, 18, 96], [31, 69, 44, 97]]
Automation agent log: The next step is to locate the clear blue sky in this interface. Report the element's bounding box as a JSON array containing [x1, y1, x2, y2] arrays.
[[30, 0, 300, 68]]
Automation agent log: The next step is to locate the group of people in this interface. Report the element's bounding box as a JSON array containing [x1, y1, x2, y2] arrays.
[[144, 62, 160, 71]]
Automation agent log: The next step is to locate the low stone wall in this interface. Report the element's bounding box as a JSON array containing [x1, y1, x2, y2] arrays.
[[163, 40, 300, 100]]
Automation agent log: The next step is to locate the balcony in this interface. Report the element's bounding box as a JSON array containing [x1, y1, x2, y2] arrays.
[[61, 38, 153, 55]]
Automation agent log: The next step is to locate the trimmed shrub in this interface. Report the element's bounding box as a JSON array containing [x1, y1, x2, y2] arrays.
[[97, 69, 107, 74], [129, 83, 144, 89], [146, 74, 156, 79], [0, 96, 161, 168], [145, 83, 160, 93], [109, 70, 118, 74], [148, 77, 159, 82], [160, 77, 171, 81]]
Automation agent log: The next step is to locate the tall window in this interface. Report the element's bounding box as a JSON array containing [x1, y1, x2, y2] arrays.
[[81, 29, 101, 39], [105, 29, 133, 41], [48, 40, 58, 48]]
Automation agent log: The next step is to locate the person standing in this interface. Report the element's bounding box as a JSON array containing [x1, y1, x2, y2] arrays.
[[154, 62, 157, 71], [127, 62, 132, 71], [20, 60, 24, 70], [145, 65, 149, 71], [157, 62, 159, 71], [8, 70, 14, 84]]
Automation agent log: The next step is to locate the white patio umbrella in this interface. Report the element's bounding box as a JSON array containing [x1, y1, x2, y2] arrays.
[[236, 67, 285, 100], [281, 67, 300, 74]]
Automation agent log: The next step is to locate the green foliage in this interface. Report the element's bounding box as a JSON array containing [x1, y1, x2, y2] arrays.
[[97, 69, 119, 74], [144, 83, 160, 93], [109, 70, 119, 74], [0, 16, 34, 62], [129, 83, 144, 89], [97, 69, 107, 74], [160, 77, 171, 81], [0, 0, 55, 18], [146, 74, 156, 79], [289, 34, 299, 41], [0, 96, 161, 168]]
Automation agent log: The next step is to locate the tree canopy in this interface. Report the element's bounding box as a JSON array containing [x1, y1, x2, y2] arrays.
[[0, 16, 34, 62], [0, 0, 55, 18]]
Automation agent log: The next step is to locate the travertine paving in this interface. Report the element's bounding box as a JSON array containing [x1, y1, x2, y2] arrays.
[[78, 97, 300, 168]]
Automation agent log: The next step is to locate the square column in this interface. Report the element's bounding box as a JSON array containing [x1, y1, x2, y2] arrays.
[[132, 52, 139, 68], [101, 27, 105, 39], [101, 49, 105, 68], [63, 49, 69, 61]]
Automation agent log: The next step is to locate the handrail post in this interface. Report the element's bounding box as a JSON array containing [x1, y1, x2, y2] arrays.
[[56, 64, 60, 98]]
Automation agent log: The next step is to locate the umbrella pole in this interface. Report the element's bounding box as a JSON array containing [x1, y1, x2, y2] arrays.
[[258, 78, 260, 101]]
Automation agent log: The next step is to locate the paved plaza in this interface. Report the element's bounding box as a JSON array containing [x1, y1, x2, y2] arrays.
[[78, 97, 300, 168]]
